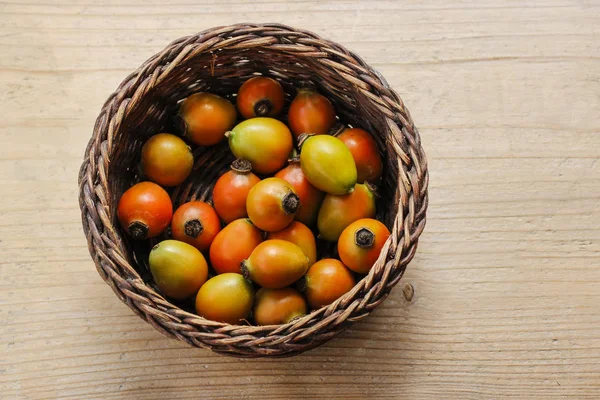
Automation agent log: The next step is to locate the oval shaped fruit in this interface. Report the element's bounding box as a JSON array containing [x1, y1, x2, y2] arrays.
[[253, 287, 307, 326], [141, 133, 193, 187], [246, 177, 299, 232], [195, 273, 254, 324], [117, 182, 172, 240], [337, 128, 383, 183], [242, 239, 310, 289], [210, 218, 263, 275], [171, 201, 221, 252], [275, 157, 325, 227], [338, 218, 391, 274], [236, 76, 285, 119], [288, 88, 336, 138], [317, 183, 376, 241], [302, 258, 356, 309], [212, 159, 260, 223], [300, 134, 357, 195], [179, 92, 237, 146], [267, 221, 317, 265], [149, 240, 208, 300], [227, 117, 293, 175]]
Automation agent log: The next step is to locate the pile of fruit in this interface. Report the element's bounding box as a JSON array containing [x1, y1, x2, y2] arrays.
[[117, 76, 389, 325]]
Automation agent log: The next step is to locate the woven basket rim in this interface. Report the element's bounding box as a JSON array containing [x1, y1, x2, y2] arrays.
[[78, 23, 429, 357]]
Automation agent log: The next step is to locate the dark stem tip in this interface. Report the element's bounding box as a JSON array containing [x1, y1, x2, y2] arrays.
[[287, 148, 300, 163], [329, 122, 347, 137], [282, 192, 300, 214], [184, 219, 203, 238], [355, 227, 375, 249], [253, 99, 273, 116], [231, 158, 253, 173], [364, 181, 379, 197], [128, 221, 149, 240], [286, 312, 306, 324], [240, 260, 250, 280], [297, 81, 316, 91], [296, 276, 307, 293], [297, 133, 313, 149], [175, 113, 188, 138]]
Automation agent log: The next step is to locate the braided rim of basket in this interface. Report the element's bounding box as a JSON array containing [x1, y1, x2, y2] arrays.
[[78, 23, 428, 357]]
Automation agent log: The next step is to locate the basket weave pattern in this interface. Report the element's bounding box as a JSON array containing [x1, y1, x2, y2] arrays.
[[78, 23, 428, 357]]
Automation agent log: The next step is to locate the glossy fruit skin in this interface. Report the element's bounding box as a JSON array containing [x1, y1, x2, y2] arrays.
[[212, 160, 260, 224], [195, 273, 254, 324], [209, 218, 263, 274], [242, 239, 310, 289], [300, 134, 357, 195], [253, 287, 307, 326], [149, 240, 208, 300], [227, 117, 293, 175], [117, 182, 173, 240], [337, 128, 383, 183], [246, 177, 299, 232], [317, 183, 376, 241], [180, 92, 237, 146], [141, 133, 194, 187], [288, 89, 336, 138], [338, 218, 391, 274], [303, 259, 356, 309], [171, 201, 221, 252], [275, 160, 325, 227], [236, 76, 285, 119], [267, 221, 317, 265]]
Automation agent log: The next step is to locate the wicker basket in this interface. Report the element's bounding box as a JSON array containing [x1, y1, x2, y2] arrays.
[[78, 23, 428, 357]]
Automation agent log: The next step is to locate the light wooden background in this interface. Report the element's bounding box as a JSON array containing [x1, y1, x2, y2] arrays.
[[1, 0, 599, 399]]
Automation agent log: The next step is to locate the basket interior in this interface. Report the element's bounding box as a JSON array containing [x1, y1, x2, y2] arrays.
[[108, 47, 402, 294]]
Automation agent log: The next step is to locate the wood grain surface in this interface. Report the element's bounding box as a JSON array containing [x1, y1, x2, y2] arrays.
[[1, 0, 599, 398]]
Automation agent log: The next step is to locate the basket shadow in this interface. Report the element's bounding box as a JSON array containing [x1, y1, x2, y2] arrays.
[[146, 284, 416, 399]]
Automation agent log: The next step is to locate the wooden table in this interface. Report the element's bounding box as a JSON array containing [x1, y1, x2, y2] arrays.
[[1, 1, 599, 398]]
